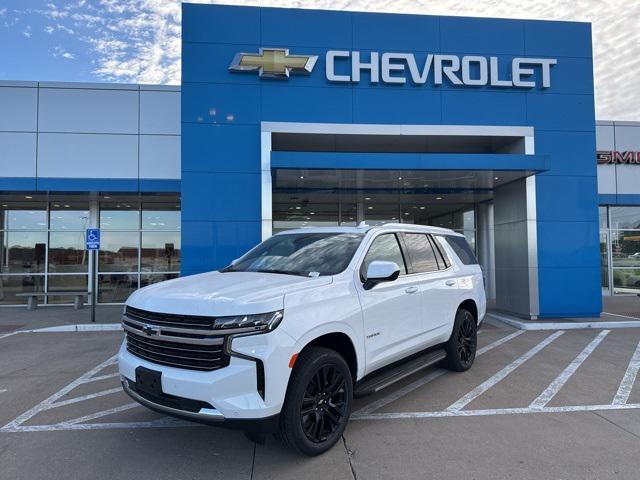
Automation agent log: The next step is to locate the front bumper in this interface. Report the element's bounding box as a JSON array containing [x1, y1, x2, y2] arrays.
[[121, 376, 281, 432], [118, 326, 300, 423]]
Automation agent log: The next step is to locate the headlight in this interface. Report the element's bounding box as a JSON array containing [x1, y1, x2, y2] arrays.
[[213, 310, 283, 333]]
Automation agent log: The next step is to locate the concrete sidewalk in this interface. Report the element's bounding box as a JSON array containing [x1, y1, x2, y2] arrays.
[[487, 295, 640, 330], [0, 305, 123, 333]]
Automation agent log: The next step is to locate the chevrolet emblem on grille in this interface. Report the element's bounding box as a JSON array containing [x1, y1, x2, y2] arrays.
[[141, 324, 158, 336], [229, 48, 318, 79]]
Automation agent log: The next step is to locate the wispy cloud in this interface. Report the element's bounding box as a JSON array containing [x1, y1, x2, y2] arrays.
[[22, 0, 640, 120], [22, 24, 32, 38], [51, 45, 76, 60]]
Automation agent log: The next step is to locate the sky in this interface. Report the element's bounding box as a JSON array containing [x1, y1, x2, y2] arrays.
[[0, 0, 638, 121]]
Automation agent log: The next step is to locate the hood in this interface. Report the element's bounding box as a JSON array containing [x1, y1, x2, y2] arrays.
[[126, 271, 332, 317]]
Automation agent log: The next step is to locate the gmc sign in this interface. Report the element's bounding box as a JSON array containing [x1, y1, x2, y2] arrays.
[[597, 151, 640, 165]]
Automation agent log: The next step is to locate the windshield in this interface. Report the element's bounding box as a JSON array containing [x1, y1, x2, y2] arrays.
[[223, 232, 365, 276]]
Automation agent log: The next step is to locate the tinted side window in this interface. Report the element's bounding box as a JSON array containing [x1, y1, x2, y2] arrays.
[[403, 233, 439, 273], [361, 234, 407, 279], [430, 235, 451, 269], [445, 235, 478, 265]]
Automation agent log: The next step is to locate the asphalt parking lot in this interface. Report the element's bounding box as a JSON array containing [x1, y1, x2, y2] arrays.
[[1, 322, 639, 480]]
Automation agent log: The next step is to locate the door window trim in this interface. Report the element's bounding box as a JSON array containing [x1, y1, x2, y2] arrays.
[[358, 232, 409, 283], [398, 232, 441, 275]]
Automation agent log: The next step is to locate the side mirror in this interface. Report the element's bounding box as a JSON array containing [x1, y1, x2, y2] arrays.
[[363, 261, 400, 290]]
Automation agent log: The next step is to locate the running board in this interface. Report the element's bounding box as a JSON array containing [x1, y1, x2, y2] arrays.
[[354, 349, 447, 397]]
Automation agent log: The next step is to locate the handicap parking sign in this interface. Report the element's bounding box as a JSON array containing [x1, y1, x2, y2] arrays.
[[86, 229, 101, 250]]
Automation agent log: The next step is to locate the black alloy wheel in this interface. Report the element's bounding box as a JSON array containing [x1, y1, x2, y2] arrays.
[[456, 310, 477, 368], [277, 347, 353, 456], [300, 365, 348, 443], [444, 307, 478, 372]]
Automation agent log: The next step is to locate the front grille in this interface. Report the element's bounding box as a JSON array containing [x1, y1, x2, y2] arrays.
[[125, 306, 215, 330], [126, 330, 230, 371], [123, 306, 230, 372]]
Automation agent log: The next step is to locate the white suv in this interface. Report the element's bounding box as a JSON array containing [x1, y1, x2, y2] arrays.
[[118, 224, 486, 455]]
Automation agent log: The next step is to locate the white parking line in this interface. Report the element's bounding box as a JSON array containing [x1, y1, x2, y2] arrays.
[[353, 403, 640, 421], [62, 403, 140, 426], [613, 340, 640, 405], [353, 330, 525, 417], [0, 332, 19, 340], [602, 312, 640, 321], [529, 330, 610, 409], [80, 372, 120, 384], [48, 388, 123, 409], [8, 417, 198, 432], [447, 331, 564, 412], [1, 355, 118, 432]]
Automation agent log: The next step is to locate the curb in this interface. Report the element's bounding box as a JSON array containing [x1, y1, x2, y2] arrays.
[[22, 324, 123, 333], [487, 313, 640, 331]]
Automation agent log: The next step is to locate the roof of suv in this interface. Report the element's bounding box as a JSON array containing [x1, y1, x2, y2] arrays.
[[274, 223, 464, 237]]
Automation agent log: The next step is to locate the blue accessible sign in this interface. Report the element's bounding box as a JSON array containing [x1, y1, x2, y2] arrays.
[[86, 228, 101, 250]]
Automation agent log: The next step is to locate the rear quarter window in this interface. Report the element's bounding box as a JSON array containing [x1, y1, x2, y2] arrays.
[[444, 235, 478, 265]]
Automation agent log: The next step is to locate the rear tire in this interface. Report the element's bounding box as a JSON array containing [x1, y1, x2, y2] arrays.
[[444, 308, 477, 372], [277, 347, 353, 456]]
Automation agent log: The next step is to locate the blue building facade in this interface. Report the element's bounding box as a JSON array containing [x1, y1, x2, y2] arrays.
[[181, 3, 601, 319]]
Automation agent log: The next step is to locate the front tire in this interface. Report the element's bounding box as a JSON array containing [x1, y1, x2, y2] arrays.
[[444, 308, 477, 372], [277, 347, 353, 456]]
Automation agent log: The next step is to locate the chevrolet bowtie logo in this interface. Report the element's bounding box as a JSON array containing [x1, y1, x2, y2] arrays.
[[229, 48, 318, 79]]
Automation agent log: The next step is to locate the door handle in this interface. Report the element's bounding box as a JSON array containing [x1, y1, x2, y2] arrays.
[[405, 286, 419, 294], [445, 280, 456, 287]]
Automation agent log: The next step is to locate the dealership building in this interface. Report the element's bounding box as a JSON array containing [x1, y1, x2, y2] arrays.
[[0, 4, 639, 319]]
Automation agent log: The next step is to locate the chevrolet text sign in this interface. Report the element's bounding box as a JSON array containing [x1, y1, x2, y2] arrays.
[[230, 48, 557, 89], [326, 52, 557, 88]]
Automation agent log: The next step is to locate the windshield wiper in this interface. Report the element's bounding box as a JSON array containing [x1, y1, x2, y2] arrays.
[[254, 269, 307, 277]]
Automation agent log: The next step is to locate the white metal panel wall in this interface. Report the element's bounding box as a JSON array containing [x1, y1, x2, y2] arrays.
[[38, 133, 139, 178], [140, 90, 180, 135], [139, 135, 181, 179], [614, 124, 640, 194], [596, 122, 616, 194], [596, 121, 640, 197], [0, 132, 37, 176], [38, 87, 139, 134], [0, 81, 180, 183], [0, 84, 38, 132]]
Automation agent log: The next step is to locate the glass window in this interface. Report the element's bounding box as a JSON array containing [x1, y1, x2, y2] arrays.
[[364, 202, 400, 226], [142, 202, 181, 231], [98, 273, 138, 303], [431, 236, 451, 269], [613, 269, 640, 293], [600, 232, 609, 289], [0, 231, 47, 273], [361, 234, 407, 278], [445, 235, 479, 265], [140, 273, 179, 288], [141, 232, 181, 272], [48, 232, 89, 273], [611, 231, 640, 268], [610, 206, 640, 230], [0, 201, 47, 230], [99, 231, 139, 272], [402, 233, 439, 273], [599, 206, 608, 229], [100, 200, 140, 230], [227, 233, 364, 277], [272, 201, 339, 233], [49, 202, 90, 231], [0, 274, 44, 305], [47, 275, 88, 304]]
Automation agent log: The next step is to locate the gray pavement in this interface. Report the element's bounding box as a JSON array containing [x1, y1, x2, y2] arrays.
[[1, 322, 639, 479], [0, 305, 122, 333]]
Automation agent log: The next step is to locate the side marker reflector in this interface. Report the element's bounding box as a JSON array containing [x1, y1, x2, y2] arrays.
[[288, 353, 299, 368]]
